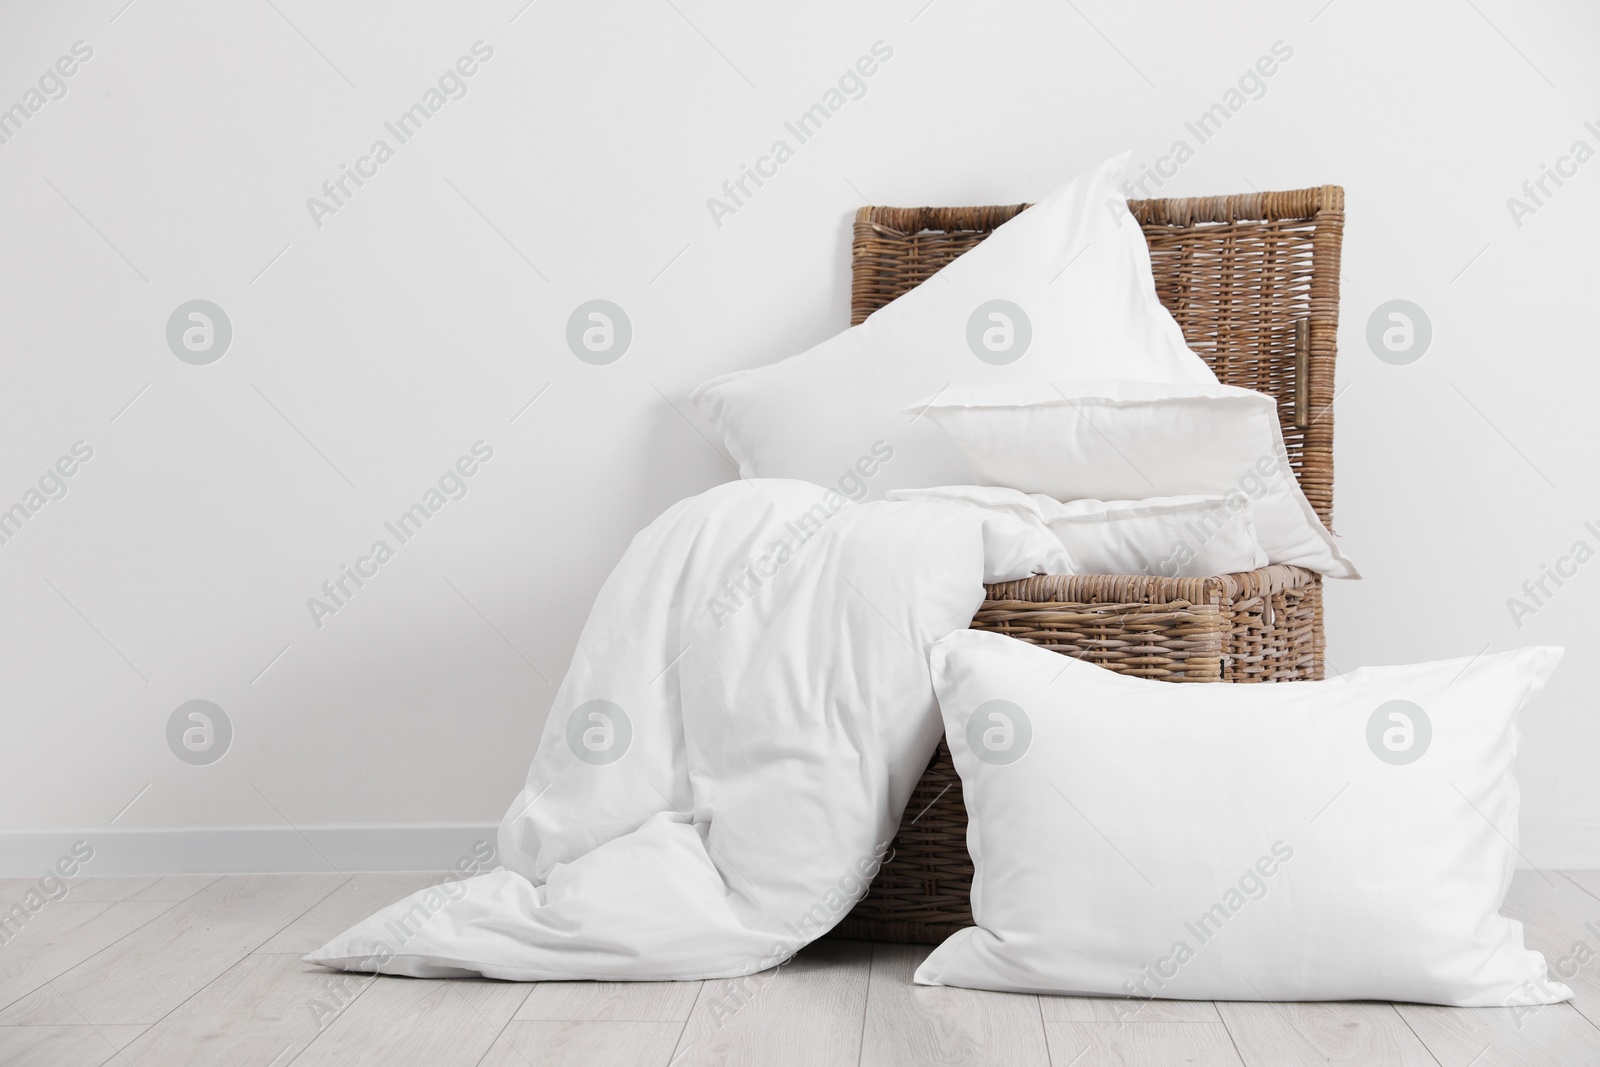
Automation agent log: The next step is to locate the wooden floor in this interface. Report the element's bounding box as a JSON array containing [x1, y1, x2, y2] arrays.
[[2, 871, 1598, 1066]]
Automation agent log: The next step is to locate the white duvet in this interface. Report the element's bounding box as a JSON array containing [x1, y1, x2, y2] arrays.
[[306, 477, 1066, 980]]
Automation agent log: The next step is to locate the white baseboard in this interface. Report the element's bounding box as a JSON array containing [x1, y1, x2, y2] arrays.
[[3, 819, 1596, 878], [0, 825, 499, 877]]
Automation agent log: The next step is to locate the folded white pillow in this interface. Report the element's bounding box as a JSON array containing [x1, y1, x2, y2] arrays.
[[887, 486, 1268, 577], [917, 629, 1569, 1007], [908, 380, 1358, 578], [689, 154, 1216, 497]]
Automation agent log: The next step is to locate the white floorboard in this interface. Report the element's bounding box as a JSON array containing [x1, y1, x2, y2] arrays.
[[0, 872, 1594, 1065], [860, 943, 1049, 1066]]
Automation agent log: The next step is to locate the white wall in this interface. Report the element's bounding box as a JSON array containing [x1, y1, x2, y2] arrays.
[[3, 0, 1597, 870]]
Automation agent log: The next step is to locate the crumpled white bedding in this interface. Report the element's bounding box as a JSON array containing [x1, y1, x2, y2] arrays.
[[305, 477, 1066, 980]]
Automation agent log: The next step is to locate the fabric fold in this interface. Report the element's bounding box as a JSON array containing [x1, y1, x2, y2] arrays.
[[306, 478, 1062, 980]]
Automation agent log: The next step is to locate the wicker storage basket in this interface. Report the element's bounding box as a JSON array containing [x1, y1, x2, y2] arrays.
[[832, 186, 1345, 944]]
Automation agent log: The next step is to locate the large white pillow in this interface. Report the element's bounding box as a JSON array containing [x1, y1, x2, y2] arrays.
[[689, 154, 1216, 496], [916, 629, 1569, 1007], [887, 485, 1268, 577], [909, 380, 1359, 578]]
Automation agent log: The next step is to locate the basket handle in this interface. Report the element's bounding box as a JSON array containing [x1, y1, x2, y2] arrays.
[[1294, 318, 1310, 430]]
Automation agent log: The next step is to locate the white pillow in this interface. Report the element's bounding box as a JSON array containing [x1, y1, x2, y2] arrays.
[[909, 380, 1359, 578], [888, 486, 1268, 577], [689, 154, 1216, 497], [916, 629, 1569, 1008]]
